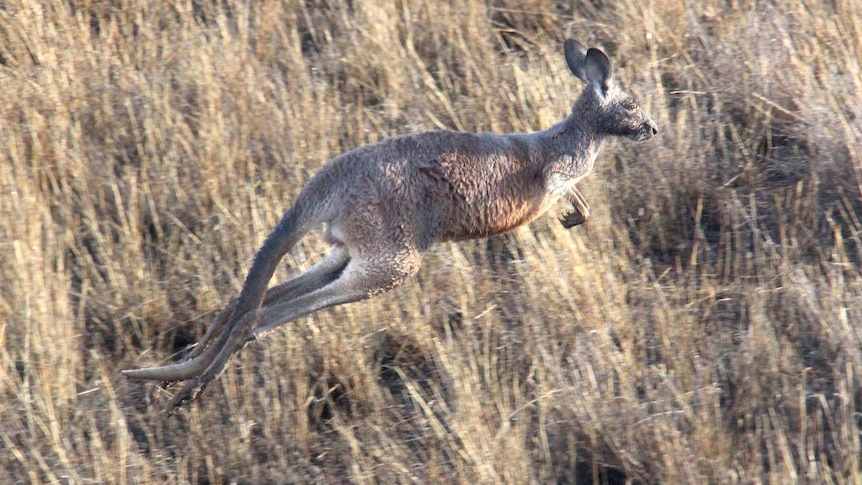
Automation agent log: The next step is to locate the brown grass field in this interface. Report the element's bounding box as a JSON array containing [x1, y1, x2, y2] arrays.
[[2, 0, 861, 483]]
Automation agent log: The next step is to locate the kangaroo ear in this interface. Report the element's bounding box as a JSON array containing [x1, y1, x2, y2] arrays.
[[563, 39, 589, 82], [584, 48, 613, 97]]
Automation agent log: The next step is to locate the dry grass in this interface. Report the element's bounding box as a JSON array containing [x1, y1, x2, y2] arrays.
[[2, 0, 861, 483]]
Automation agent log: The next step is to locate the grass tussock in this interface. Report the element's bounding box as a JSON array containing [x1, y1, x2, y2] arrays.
[[2, 0, 861, 483]]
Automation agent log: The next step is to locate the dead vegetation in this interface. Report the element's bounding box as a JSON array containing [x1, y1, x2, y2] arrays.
[[1, 0, 860, 483]]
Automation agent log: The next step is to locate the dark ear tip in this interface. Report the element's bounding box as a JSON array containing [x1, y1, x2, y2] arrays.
[[585, 47, 612, 71], [586, 47, 608, 60], [564, 39, 585, 53]]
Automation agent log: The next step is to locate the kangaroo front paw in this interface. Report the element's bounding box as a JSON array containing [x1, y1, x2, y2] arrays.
[[562, 186, 590, 228], [560, 209, 588, 228]]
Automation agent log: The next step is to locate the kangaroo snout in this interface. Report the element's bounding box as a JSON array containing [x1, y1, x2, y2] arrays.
[[637, 120, 658, 141]]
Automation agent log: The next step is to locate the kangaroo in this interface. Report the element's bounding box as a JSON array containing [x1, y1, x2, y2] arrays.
[[123, 39, 657, 411]]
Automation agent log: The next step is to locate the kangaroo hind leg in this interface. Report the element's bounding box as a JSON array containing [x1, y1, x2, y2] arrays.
[[126, 246, 350, 389], [166, 245, 423, 410], [151, 246, 350, 373]]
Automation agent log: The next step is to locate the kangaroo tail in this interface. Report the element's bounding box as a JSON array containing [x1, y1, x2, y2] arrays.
[[232, 207, 309, 317]]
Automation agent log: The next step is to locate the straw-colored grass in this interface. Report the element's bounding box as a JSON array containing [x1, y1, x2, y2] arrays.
[[2, 0, 861, 483]]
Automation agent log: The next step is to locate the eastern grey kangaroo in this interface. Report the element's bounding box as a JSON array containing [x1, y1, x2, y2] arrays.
[[123, 39, 658, 410]]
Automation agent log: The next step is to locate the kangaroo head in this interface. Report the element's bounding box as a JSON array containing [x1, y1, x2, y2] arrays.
[[564, 39, 657, 142]]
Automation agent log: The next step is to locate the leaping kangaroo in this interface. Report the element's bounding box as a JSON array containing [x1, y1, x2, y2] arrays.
[[123, 39, 658, 411]]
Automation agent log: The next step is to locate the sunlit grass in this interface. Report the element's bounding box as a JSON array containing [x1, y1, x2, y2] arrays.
[[1, 0, 860, 483]]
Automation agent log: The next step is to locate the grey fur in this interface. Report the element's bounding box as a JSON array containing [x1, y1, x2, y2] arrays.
[[122, 40, 658, 410]]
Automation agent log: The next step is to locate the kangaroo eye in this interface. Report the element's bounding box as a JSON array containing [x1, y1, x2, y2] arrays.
[[624, 102, 637, 111]]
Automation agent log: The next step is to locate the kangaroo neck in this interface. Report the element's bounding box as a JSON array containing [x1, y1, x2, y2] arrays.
[[544, 114, 602, 156], [528, 107, 605, 188]]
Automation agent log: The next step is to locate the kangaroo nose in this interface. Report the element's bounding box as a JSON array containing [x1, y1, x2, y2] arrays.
[[651, 125, 658, 136]]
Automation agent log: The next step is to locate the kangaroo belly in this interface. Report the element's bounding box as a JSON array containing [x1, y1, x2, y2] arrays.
[[441, 193, 557, 241]]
